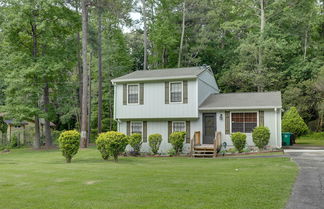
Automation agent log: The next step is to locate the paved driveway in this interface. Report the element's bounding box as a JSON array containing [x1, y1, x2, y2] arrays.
[[285, 151, 324, 209]]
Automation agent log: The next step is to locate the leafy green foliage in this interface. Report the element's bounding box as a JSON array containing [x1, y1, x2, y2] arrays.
[[95, 131, 128, 162], [282, 107, 309, 136], [252, 126, 270, 149], [169, 132, 186, 155], [231, 132, 246, 153], [129, 133, 142, 154], [58, 130, 80, 163], [148, 134, 162, 155]]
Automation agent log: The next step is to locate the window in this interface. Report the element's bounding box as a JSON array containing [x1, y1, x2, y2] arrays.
[[131, 121, 142, 135], [128, 84, 139, 104], [170, 82, 182, 103], [172, 121, 186, 132], [231, 112, 257, 133]]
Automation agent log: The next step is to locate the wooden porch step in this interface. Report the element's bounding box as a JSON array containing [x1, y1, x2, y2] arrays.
[[192, 153, 214, 157], [194, 146, 214, 150], [193, 150, 214, 153]]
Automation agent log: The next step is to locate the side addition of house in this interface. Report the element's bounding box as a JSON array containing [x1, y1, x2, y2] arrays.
[[112, 66, 282, 154]]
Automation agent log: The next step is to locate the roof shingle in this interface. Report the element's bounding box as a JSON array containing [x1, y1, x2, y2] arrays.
[[199, 91, 282, 110]]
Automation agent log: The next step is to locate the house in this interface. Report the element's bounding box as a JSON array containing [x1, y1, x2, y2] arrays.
[[111, 66, 282, 154]]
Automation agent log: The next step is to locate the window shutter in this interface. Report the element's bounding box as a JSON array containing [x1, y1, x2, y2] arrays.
[[165, 82, 169, 104], [259, 111, 264, 126], [123, 84, 127, 105], [225, 111, 230, 134], [168, 121, 172, 142], [186, 121, 190, 143], [143, 121, 147, 142], [183, 80, 188, 104], [126, 121, 130, 136], [140, 83, 144, 105]]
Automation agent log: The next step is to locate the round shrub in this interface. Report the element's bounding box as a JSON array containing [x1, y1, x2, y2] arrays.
[[129, 133, 142, 155], [252, 126, 270, 149], [231, 132, 246, 153], [282, 107, 308, 136], [96, 131, 128, 162], [169, 132, 186, 155], [148, 133, 162, 155], [58, 130, 80, 163]]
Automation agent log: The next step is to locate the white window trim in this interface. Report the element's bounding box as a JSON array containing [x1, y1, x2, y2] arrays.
[[127, 84, 140, 105], [230, 111, 259, 134], [130, 121, 143, 139], [172, 121, 186, 132], [169, 81, 183, 104]]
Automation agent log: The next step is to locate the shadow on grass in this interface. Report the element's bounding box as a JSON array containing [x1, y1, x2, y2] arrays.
[[48, 156, 141, 165]]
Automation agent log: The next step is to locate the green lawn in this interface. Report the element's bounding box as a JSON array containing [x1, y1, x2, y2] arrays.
[[296, 132, 324, 146], [0, 148, 297, 209]]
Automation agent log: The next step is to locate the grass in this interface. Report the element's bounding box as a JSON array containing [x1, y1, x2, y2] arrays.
[[0, 147, 297, 209], [296, 132, 324, 146]]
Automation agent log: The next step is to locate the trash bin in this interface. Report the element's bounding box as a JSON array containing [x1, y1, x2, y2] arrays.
[[282, 132, 292, 146]]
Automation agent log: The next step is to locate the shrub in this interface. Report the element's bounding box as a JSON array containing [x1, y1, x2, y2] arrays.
[[96, 132, 110, 160], [231, 132, 246, 153], [58, 130, 80, 163], [148, 134, 162, 155], [252, 126, 270, 150], [282, 107, 308, 136], [129, 133, 142, 155], [96, 131, 128, 162], [169, 132, 186, 155]]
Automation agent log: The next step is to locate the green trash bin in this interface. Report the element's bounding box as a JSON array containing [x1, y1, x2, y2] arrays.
[[282, 132, 292, 146]]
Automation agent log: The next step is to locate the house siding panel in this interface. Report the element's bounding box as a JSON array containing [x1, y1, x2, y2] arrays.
[[115, 80, 198, 119]]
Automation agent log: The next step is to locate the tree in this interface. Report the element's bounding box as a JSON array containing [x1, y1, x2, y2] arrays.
[[80, 0, 89, 148], [0, 0, 80, 148], [282, 107, 309, 136]]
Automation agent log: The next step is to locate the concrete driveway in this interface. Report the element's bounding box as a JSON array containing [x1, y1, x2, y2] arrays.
[[285, 151, 324, 209]]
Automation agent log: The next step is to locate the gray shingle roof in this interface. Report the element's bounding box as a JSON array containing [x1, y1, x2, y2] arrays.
[[199, 91, 282, 110], [111, 67, 206, 83]]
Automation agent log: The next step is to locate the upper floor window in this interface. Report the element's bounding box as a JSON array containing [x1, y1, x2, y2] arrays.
[[170, 81, 182, 103], [172, 121, 186, 132], [131, 121, 142, 135], [128, 84, 139, 104], [231, 112, 257, 133]]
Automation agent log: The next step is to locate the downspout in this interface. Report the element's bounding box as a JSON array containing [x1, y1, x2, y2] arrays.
[[274, 107, 278, 148]]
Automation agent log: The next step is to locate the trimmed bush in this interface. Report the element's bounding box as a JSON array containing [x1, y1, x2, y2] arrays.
[[148, 134, 162, 155], [129, 133, 142, 155], [231, 132, 246, 153], [169, 132, 186, 155], [252, 126, 270, 149], [58, 130, 80, 163], [96, 132, 110, 160], [96, 131, 128, 162], [282, 107, 308, 136]]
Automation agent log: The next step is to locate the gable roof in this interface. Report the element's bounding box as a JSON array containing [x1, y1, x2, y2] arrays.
[[199, 91, 282, 110], [111, 66, 207, 83]]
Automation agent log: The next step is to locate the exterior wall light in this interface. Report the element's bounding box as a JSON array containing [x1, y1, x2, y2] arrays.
[[219, 113, 223, 120]]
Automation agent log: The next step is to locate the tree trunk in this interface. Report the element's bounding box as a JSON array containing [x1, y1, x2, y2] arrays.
[[97, 6, 103, 133], [43, 83, 52, 148], [31, 17, 41, 148], [80, 0, 89, 148], [303, 29, 308, 60], [76, 4, 82, 131], [178, 1, 186, 68], [142, 0, 148, 70], [257, 0, 265, 92], [33, 116, 40, 149], [88, 52, 92, 144]]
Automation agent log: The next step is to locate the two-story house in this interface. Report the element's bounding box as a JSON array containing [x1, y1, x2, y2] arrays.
[[111, 66, 282, 154]]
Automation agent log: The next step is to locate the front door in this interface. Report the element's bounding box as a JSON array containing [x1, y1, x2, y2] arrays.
[[203, 113, 216, 144]]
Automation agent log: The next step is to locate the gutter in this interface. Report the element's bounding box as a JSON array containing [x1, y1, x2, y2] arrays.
[[111, 75, 198, 84], [199, 106, 282, 111]]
